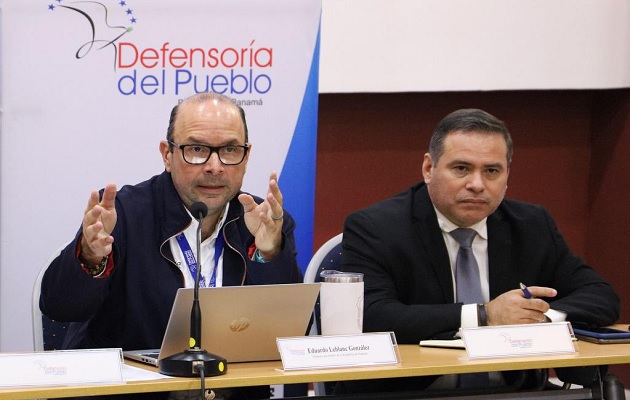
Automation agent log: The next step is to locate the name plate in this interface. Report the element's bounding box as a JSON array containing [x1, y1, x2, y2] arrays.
[[461, 322, 576, 359], [277, 332, 399, 371], [0, 348, 124, 387]]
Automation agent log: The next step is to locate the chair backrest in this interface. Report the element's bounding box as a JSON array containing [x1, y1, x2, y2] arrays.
[[304, 233, 343, 285], [32, 244, 70, 351], [303, 233, 343, 397], [304, 233, 343, 337], [306, 233, 342, 334]]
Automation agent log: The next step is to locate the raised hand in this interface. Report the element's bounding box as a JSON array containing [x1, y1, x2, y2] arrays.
[[80, 183, 117, 264], [238, 171, 284, 259]]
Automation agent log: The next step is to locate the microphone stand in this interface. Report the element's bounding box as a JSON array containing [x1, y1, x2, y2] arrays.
[[159, 204, 227, 377]]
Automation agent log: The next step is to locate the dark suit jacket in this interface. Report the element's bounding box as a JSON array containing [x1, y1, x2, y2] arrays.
[[342, 181, 620, 344]]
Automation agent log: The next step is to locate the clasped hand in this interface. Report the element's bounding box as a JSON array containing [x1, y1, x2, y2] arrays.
[[485, 286, 558, 325], [238, 171, 284, 259]]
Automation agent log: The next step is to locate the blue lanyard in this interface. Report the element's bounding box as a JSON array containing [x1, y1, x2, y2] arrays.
[[175, 231, 224, 288]]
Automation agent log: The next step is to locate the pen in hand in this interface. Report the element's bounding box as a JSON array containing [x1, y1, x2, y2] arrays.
[[520, 282, 533, 299]]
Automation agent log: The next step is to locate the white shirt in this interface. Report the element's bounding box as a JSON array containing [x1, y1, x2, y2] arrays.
[[169, 203, 229, 288]]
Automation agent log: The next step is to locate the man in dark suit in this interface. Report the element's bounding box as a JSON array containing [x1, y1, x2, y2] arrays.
[[339, 108, 620, 393]]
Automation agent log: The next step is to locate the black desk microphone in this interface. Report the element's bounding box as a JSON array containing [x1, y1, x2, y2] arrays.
[[159, 201, 228, 377]]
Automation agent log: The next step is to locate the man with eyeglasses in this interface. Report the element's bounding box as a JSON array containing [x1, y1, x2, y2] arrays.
[[40, 92, 301, 399]]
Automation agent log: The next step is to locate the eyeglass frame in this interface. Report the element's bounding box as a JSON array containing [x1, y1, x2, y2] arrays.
[[168, 141, 250, 166]]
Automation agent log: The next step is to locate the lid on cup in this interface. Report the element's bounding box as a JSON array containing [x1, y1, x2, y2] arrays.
[[319, 270, 364, 283]]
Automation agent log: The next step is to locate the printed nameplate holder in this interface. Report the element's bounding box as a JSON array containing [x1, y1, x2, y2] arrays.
[[0, 348, 124, 387], [277, 332, 399, 370], [461, 322, 576, 359]]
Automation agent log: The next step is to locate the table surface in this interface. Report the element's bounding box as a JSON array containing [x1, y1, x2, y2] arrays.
[[2, 340, 630, 399]]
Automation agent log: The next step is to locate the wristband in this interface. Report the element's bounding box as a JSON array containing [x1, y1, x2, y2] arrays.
[[477, 304, 488, 326], [252, 249, 270, 264], [79, 255, 109, 277]]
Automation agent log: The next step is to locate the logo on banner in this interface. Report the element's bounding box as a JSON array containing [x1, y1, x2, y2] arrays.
[[46, 0, 273, 102], [46, 0, 136, 68]]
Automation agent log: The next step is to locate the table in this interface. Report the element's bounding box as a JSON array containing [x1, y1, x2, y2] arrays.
[[1, 341, 630, 399]]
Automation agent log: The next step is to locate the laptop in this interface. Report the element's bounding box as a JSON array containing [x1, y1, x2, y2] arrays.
[[124, 283, 320, 366]]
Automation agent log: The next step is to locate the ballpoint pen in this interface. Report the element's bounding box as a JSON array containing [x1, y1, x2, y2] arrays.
[[519, 282, 533, 299]]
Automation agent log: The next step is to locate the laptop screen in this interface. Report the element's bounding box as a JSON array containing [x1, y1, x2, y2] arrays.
[[157, 283, 321, 363]]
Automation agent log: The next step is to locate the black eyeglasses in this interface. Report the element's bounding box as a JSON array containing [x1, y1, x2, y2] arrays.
[[168, 141, 249, 165]]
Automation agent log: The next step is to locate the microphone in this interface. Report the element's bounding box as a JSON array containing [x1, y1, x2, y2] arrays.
[[159, 201, 228, 377], [189, 202, 208, 348]]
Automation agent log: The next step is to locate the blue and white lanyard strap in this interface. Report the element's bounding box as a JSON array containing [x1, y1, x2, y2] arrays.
[[175, 232, 224, 288]]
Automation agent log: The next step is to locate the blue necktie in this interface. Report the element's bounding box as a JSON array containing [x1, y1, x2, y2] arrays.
[[451, 228, 484, 304], [451, 228, 490, 389]]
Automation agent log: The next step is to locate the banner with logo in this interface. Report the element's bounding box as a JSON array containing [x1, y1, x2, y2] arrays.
[[0, 0, 320, 351]]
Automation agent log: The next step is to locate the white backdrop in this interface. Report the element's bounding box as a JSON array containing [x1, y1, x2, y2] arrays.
[[319, 0, 630, 92], [0, 0, 320, 351]]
